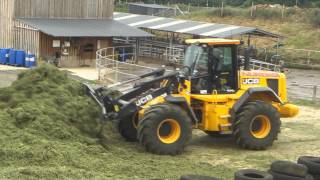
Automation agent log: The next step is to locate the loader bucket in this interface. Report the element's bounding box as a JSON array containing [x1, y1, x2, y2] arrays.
[[83, 83, 122, 121]]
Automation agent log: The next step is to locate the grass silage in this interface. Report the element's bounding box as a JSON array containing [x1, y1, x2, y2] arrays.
[[0, 65, 233, 179]]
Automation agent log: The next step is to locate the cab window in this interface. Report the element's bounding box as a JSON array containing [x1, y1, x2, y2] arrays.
[[213, 47, 233, 72], [193, 51, 208, 76]]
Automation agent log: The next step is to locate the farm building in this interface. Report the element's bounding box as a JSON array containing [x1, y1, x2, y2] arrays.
[[0, 0, 151, 67], [128, 3, 181, 16]]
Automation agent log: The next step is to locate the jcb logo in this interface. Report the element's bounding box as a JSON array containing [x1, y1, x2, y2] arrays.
[[243, 78, 260, 85], [136, 95, 153, 106]]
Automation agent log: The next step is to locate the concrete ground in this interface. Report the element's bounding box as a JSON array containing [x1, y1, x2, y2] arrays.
[[286, 68, 320, 100], [62, 68, 99, 81], [0, 65, 27, 88]]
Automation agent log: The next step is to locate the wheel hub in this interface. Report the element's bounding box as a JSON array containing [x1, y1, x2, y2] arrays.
[[250, 115, 271, 139], [157, 119, 181, 144]]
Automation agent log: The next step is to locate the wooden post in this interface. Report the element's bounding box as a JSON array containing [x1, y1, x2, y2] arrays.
[[282, 4, 285, 19], [313, 86, 317, 102], [221, 1, 224, 17], [251, 1, 254, 17]]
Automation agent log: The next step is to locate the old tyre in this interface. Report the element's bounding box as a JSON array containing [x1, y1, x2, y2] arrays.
[[233, 101, 281, 150], [234, 169, 273, 180], [270, 161, 308, 178], [298, 156, 320, 175], [269, 170, 314, 180], [118, 113, 139, 142], [138, 104, 192, 155], [180, 174, 220, 180]]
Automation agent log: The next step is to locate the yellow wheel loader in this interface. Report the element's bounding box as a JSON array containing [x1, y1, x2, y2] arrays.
[[86, 38, 299, 155]]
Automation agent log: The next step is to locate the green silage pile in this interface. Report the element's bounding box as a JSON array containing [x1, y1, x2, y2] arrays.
[[0, 65, 101, 140], [0, 65, 106, 178]]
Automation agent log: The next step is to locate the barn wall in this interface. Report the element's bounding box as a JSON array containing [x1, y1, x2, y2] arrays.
[[0, 0, 15, 48], [39, 33, 112, 67], [14, 21, 40, 56], [14, 0, 114, 19]]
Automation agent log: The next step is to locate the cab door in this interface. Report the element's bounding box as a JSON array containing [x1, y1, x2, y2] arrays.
[[208, 45, 239, 94], [190, 45, 238, 95]]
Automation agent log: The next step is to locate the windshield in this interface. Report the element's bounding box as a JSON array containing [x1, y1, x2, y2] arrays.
[[182, 45, 208, 76]]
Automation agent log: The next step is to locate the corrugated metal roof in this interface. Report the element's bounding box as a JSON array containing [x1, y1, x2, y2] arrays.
[[113, 12, 281, 38], [17, 18, 153, 37], [128, 3, 172, 9]]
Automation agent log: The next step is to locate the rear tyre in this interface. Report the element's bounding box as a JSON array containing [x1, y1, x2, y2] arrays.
[[269, 170, 314, 180], [138, 104, 192, 155], [118, 113, 138, 142], [233, 101, 281, 150], [298, 156, 320, 175], [234, 169, 273, 180], [271, 161, 308, 178]]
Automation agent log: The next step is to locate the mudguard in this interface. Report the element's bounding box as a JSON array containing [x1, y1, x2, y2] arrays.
[[232, 87, 283, 113]]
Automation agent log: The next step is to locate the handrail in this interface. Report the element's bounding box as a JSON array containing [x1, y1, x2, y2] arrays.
[[96, 45, 155, 83]]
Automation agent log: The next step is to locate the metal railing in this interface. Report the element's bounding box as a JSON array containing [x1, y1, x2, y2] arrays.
[[250, 58, 282, 72], [165, 46, 185, 63], [138, 40, 185, 62], [288, 84, 320, 102], [255, 47, 320, 67], [279, 48, 320, 66], [96, 45, 155, 85]]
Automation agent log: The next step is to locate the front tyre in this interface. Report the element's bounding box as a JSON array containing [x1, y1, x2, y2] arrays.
[[138, 104, 192, 155], [118, 113, 139, 142], [233, 101, 281, 150]]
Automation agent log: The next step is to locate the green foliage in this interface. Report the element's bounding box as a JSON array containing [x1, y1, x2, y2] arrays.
[[306, 8, 320, 26], [254, 8, 283, 19]]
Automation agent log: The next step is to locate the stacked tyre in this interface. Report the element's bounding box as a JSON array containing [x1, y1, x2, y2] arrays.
[[268, 161, 313, 180], [298, 156, 320, 180]]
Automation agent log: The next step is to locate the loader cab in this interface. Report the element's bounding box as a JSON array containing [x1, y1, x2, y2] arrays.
[[183, 39, 240, 94]]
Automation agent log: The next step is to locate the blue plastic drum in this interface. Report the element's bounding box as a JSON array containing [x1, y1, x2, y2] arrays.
[[15, 50, 26, 66], [0, 48, 10, 64], [9, 49, 16, 65], [28, 54, 36, 68], [25, 55, 30, 68]]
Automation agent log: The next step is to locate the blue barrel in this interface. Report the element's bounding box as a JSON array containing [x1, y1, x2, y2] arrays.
[[25, 55, 30, 68], [9, 49, 16, 65], [28, 54, 36, 68], [0, 49, 5, 64], [15, 50, 26, 66], [0, 48, 10, 64]]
